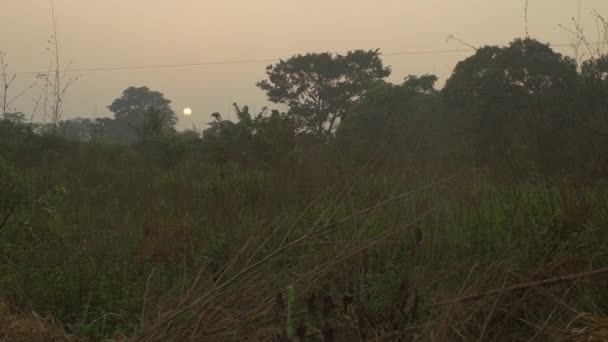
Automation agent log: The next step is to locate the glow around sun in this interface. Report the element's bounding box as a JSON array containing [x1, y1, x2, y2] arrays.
[[183, 108, 192, 116]]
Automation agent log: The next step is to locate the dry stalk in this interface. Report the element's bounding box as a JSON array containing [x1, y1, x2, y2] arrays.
[[135, 171, 477, 340], [35, 0, 80, 134], [0, 52, 37, 120], [139, 268, 157, 331], [433, 266, 608, 307]]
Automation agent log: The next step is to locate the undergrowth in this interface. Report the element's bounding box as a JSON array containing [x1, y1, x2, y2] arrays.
[[0, 144, 607, 341]]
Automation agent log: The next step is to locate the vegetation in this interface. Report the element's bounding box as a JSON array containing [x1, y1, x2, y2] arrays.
[[1, 38, 608, 341], [257, 50, 391, 136]]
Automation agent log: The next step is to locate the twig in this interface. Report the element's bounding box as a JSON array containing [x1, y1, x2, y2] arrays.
[[477, 277, 507, 342], [140, 268, 157, 331], [446, 35, 478, 50]]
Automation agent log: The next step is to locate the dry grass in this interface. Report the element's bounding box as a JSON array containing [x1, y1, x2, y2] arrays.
[[0, 301, 75, 342], [0, 301, 133, 341], [566, 313, 608, 341], [122, 171, 607, 341], [421, 257, 608, 341], [131, 168, 456, 341], [3, 145, 607, 340]]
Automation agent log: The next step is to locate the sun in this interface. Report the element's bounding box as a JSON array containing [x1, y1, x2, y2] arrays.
[[183, 108, 192, 116]]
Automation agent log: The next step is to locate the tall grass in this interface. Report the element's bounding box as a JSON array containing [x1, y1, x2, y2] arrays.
[[0, 144, 607, 340]]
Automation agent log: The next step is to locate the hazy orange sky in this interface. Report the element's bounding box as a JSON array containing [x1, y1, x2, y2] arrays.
[[2, 0, 608, 128]]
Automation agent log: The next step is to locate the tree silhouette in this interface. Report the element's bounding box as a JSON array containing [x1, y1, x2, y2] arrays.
[[108, 86, 177, 142], [442, 38, 579, 171], [338, 75, 441, 164], [257, 50, 390, 137]]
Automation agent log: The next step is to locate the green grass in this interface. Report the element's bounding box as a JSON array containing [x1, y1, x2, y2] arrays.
[[1, 145, 607, 340]]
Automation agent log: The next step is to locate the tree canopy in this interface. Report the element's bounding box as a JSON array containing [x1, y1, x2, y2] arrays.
[[442, 38, 581, 170], [108, 86, 177, 142], [337, 75, 442, 163], [257, 49, 391, 137]]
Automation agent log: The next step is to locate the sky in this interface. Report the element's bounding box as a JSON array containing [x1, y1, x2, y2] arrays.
[[2, 0, 608, 129]]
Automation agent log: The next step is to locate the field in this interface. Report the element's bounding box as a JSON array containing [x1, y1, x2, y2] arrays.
[[1, 140, 607, 341], [2, 31, 608, 341]]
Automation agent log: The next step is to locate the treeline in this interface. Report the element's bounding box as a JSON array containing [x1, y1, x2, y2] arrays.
[[2, 38, 608, 340], [3, 38, 608, 177]]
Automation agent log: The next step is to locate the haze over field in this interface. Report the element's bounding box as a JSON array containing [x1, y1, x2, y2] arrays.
[[4, 1, 608, 340], [2, 0, 608, 128]]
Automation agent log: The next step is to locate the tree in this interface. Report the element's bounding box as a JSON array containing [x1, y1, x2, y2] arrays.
[[337, 75, 443, 166], [257, 50, 391, 137], [578, 55, 608, 172], [444, 39, 577, 101], [442, 38, 579, 172], [402, 74, 439, 94], [0, 112, 32, 148], [57, 117, 93, 142], [580, 55, 608, 114], [202, 104, 296, 165], [108, 86, 177, 143]]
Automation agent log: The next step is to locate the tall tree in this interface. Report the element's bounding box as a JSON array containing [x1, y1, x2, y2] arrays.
[[337, 75, 443, 165], [442, 38, 578, 171], [108, 86, 177, 143], [257, 49, 390, 137]]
